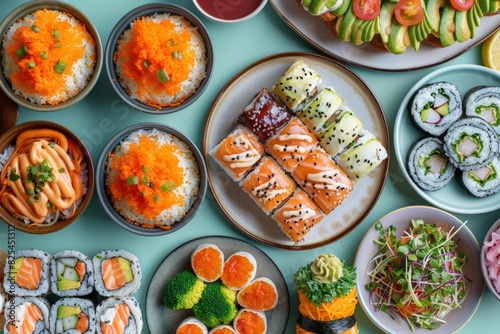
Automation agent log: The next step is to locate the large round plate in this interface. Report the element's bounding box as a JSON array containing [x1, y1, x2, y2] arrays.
[[355, 205, 484, 334], [269, 0, 500, 72], [202, 52, 390, 250], [394, 64, 500, 214], [145, 235, 290, 333]]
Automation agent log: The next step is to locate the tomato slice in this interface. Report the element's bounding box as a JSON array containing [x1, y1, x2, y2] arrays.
[[450, 0, 474, 10], [352, 0, 381, 21], [394, 0, 425, 26]]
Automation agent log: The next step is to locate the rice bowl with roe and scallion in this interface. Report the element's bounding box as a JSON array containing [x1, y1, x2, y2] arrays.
[[105, 128, 201, 229], [2, 9, 96, 105], [114, 13, 207, 109]]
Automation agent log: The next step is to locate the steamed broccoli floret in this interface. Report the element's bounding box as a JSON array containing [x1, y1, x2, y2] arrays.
[[193, 281, 238, 328], [163, 270, 206, 309]]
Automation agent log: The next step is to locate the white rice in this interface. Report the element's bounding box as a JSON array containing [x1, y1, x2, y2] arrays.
[[105, 128, 200, 227], [115, 13, 207, 106], [2, 10, 96, 105]]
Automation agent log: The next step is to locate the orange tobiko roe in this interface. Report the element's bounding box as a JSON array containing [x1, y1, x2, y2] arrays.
[[221, 254, 255, 289], [108, 135, 185, 220], [177, 323, 205, 334], [234, 310, 265, 334], [7, 9, 95, 101], [238, 280, 277, 311], [117, 16, 195, 105], [210, 328, 235, 334], [192, 246, 223, 282]]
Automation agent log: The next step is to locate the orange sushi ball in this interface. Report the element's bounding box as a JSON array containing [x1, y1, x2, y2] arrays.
[[233, 309, 266, 334], [191, 243, 224, 283], [236, 277, 278, 311], [176, 317, 208, 334], [221, 252, 257, 291], [208, 325, 236, 334]]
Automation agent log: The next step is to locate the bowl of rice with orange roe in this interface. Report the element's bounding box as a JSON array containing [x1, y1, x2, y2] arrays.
[[0, 1, 102, 111], [96, 123, 208, 236], [105, 3, 213, 114]]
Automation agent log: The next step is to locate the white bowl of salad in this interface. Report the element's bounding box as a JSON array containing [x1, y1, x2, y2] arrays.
[[481, 217, 500, 302], [355, 205, 484, 333]]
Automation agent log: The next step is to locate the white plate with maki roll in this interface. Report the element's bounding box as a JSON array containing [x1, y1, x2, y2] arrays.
[[394, 64, 500, 214], [202, 52, 390, 250]]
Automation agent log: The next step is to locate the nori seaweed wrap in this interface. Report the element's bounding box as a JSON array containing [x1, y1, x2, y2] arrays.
[[457, 155, 500, 197], [464, 86, 500, 135]]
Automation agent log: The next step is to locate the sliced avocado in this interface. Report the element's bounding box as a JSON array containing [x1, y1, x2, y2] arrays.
[[480, 0, 490, 13], [388, 19, 409, 54], [350, 18, 366, 45], [57, 305, 81, 319], [117, 257, 134, 282], [473, 0, 483, 27], [379, 2, 397, 44], [9, 257, 24, 282], [302, 0, 313, 7], [455, 8, 472, 43], [409, 25, 421, 51], [332, 0, 352, 16], [435, 103, 449, 116], [466, 6, 477, 38], [57, 278, 81, 291], [489, 0, 499, 14], [439, 5, 456, 47], [425, 0, 445, 33], [362, 19, 376, 43], [338, 5, 357, 41], [309, 0, 330, 15]]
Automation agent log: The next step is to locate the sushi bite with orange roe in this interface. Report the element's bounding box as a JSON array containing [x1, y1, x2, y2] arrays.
[[176, 316, 208, 334], [220, 252, 257, 291], [191, 244, 224, 283], [236, 277, 278, 312], [233, 309, 267, 334], [208, 325, 236, 334]]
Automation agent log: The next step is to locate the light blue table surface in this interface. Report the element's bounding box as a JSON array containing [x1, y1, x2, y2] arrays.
[[1, 1, 499, 333]]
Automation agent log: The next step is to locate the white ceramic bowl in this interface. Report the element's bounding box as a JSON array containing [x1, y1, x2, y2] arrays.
[[481, 217, 500, 302], [192, 0, 268, 24]]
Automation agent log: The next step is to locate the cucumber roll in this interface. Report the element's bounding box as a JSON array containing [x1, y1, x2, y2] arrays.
[[95, 297, 143, 334], [442, 117, 499, 171], [409, 82, 462, 136], [407, 137, 455, 191], [458, 155, 500, 197], [3, 297, 50, 334], [296, 86, 343, 132], [49, 298, 96, 334], [51, 250, 94, 297], [464, 86, 500, 135]]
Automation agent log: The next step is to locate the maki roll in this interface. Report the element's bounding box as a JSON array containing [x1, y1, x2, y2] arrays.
[[409, 81, 462, 136], [50, 250, 94, 297], [272, 59, 322, 111], [49, 297, 96, 334], [176, 317, 208, 334], [407, 137, 456, 191], [233, 309, 267, 334], [237, 88, 292, 142], [236, 277, 278, 312], [271, 189, 324, 243], [266, 117, 318, 173], [191, 244, 224, 283], [442, 117, 499, 171], [3, 249, 51, 297], [239, 156, 296, 215], [93, 250, 141, 297], [209, 125, 265, 182], [464, 86, 500, 135], [3, 297, 50, 334], [95, 297, 143, 334], [458, 155, 500, 197], [220, 252, 257, 291], [296, 86, 344, 133]]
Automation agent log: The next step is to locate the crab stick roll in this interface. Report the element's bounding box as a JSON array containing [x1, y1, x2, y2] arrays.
[[464, 86, 500, 135], [50, 298, 96, 334], [95, 297, 143, 334], [176, 317, 208, 334], [93, 250, 141, 298], [221, 252, 257, 291], [409, 81, 462, 136], [273, 59, 321, 111], [210, 125, 265, 182], [458, 155, 500, 197], [191, 244, 224, 283], [296, 86, 344, 133], [209, 325, 236, 334], [50, 250, 94, 297], [239, 156, 296, 215], [3, 297, 50, 334], [266, 117, 318, 172], [233, 309, 267, 334], [3, 249, 51, 297], [237, 277, 278, 312]]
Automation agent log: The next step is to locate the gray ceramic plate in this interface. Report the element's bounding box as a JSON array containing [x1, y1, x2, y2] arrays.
[[394, 64, 500, 214], [145, 235, 289, 333], [355, 205, 484, 333], [202, 52, 390, 250]]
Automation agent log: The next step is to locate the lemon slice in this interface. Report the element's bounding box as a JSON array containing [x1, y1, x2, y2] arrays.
[[482, 29, 500, 71]]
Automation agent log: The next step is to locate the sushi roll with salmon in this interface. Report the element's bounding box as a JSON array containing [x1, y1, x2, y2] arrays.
[[191, 244, 224, 283], [95, 297, 143, 334], [239, 156, 296, 215], [233, 309, 267, 334], [221, 252, 257, 291], [266, 117, 318, 172], [296, 86, 344, 133], [237, 277, 278, 312], [3, 249, 51, 297], [464, 86, 500, 135], [50, 250, 94, 297], [272, 59, 322, 111], [293, 148, 353, 214], [176, 317, 208, 334], [458, 155, 500, 197], [3, 297, 50, 334], [93, 250, 141, 297], [209, 325, 236, 334], [272, 189, 324, 243], [49, 298, 96, 334], [238, 88, 292, 142], [210, 125, 265, 182]]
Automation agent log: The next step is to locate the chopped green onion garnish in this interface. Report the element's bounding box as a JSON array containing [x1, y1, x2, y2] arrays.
[[9, 169, 21, 181], [166, 38, 177, 46], [28, 62, 35, 69], [142, 167, 149, 173], [140, 191, 145, 196], [156, 68, 170, 83], [58, 168, 65, 173], [141, 175, 150, 185], [16, 46, 28, 59], [152, 194, 160, 202], [53, 41, 62, 48], [143, 60, 150, 68], [31, 25, 40, 33], [54, 60, 66, 74], [52, 29, 61, 39], [160, 180, 177, 193], [126, 176, 139, 185], [40, 51, 48, 59], [172, 51, 182, 60]]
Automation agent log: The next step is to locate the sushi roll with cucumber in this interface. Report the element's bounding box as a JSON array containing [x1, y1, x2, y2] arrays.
[[296, 86, 343, 132], [3, 249, 51, 297], [50, 250, 94, 297], [407, 137, 456, 191], [3, 297, 50, 334], [409, 81, 462, 136], [95, 297, 143, 334], [442, 117, 499, 171], [49, 298, 96, 334], [458, 155, 500, 198], [464, 86, 500, 135], [93, 250, 141, 298]]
